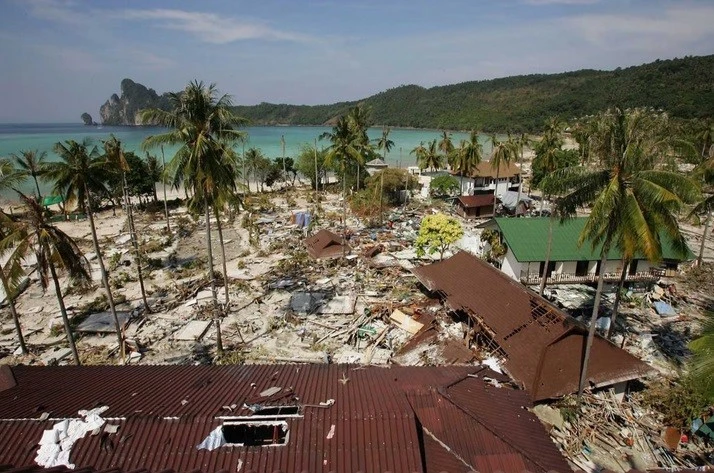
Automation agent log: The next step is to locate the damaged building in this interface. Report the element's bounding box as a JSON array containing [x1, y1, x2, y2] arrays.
[[412, 252, 654, 401], [0, 364, 572, 473]]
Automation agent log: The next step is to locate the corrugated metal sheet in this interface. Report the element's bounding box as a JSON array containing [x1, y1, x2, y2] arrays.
[[0, 365, 571, 473], [457, 195, 494, 209], [412, 252, 653, 400], [304, 230, 349, 259], [494, 217, 692, 263]]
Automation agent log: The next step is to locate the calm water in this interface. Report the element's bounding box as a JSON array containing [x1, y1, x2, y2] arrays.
[[0, 123, 487, 197]]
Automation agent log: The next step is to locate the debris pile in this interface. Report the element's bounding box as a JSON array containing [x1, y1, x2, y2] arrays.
[[535, 390, 713, 473]]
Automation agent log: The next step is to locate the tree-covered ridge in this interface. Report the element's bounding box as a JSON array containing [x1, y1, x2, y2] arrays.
[[100, 55, 714, 131], [233, 55, 714, 132]]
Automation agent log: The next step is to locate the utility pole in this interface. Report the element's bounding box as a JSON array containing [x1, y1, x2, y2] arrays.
[[281, 134, 287, 188], [242, 140, 247, 195], [161, 146, 170, 233], [314, 138, 319, 202]]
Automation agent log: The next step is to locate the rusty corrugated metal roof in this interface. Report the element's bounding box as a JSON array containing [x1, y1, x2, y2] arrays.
[[304, 229, 349, 259], [412, 252, 653, 401], [0, 364, 571, 473], [457, 195, 494, 209]]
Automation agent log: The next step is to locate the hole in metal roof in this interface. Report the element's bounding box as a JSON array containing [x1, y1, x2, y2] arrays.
[[222, 421, 288, 447]]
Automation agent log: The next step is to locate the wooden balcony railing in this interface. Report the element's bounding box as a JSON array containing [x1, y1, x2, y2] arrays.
[[520, 268, 666, 286]]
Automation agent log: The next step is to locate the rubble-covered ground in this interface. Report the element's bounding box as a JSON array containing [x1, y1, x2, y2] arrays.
[[1, 181, 713, 472]]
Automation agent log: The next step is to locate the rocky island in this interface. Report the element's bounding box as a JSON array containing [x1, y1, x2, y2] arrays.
[[99, 78, 172, 125]]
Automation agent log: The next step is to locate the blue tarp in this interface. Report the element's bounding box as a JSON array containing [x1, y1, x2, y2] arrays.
[[653, 301, 677, 317]]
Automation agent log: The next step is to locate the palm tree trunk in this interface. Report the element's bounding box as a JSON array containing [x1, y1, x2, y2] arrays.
[[494, 168, 500, 198], [83, 184, 124, 362], [607, 259, 629, 338], [578, 252, 608, 399], [460, 174, 464, 196], [0, 266, 27, 354], [47, 253, 80, 365], [33, 175, 43, 203], [539, 214, 554, 296], [698, 210, 711, 266], [161, 147, 170, 233], [123, 173, 149, 312], [213, 206, 230, 307], [204, 197, 223, 355]]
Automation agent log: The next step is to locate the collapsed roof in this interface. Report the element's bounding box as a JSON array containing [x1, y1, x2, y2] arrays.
[[303, 229, 349, 259], [412, 252, 654, 401], [0, 364, 571, 473]]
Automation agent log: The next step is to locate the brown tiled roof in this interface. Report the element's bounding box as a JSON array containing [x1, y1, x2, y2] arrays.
[[304, 229, 349, 259], [457, 194, 495, 208], [0, 364, 571, 473], [412, 252, 653, 401]]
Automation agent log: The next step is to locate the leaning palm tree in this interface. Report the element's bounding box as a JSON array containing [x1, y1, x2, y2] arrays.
[[141, 81, 247, 355], [489, 135, 517, 197], [11, 150, 47, 201], [453, 131, 482, 195], [9, 194, 91, 365], [45, 139, 125, 359], [546, 107, 699, 399]]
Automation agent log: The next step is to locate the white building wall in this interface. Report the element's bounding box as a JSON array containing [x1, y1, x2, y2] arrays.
[[557, 261, 578, 274], [500, 249, 523, 280]]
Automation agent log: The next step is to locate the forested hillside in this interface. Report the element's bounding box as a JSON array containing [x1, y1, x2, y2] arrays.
[[101, 55, 714, 131], [231, 55, 714, 132]]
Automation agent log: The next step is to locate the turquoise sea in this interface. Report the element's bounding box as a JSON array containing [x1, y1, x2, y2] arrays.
[[0, 123, 483, 197]]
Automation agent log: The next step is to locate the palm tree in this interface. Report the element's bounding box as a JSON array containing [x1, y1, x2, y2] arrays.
[[103, 136, 149, 312], [695, 118, 714, 161], [9, 194, 91, 364], [244, 147, 265, 193], [45, 139, 125, 359], [453, 131, 482, 195], [145, 153, 163, 203], [376, 127, 394, 160], [140, 81, 247, 355], [0, 160, 29, 354], [438, 130, 455, 165], [546, 107, 699, 398], [11, 150, 47, 201], [346, 106, 372, 190], [320, 115, 364, 256], [413, 139, 442, 172], [489, 135, 517, 197]]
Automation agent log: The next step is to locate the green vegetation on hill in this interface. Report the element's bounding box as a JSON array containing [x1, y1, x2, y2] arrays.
[[101, 55, 714, 131], [233, 55, 714, 132]]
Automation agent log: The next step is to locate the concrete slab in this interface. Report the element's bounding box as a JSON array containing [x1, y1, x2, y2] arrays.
[[41, 347, 73, 365], [174, 320, 212, 341], [76, 311, 131, 333], [317, 295, 357, 315]]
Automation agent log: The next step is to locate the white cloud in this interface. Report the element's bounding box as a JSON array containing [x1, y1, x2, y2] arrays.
[[121, 9, 313, 44], [567, 4, 714, 48]]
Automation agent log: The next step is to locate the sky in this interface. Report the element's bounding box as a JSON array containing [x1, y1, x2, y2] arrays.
[[1, 0, 713, 123]]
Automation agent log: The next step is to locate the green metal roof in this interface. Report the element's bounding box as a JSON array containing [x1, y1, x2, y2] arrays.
[[494, 217, 693, 263]]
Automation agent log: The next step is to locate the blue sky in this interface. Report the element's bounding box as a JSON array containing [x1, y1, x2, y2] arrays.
[[1, 0, 713, 123]]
